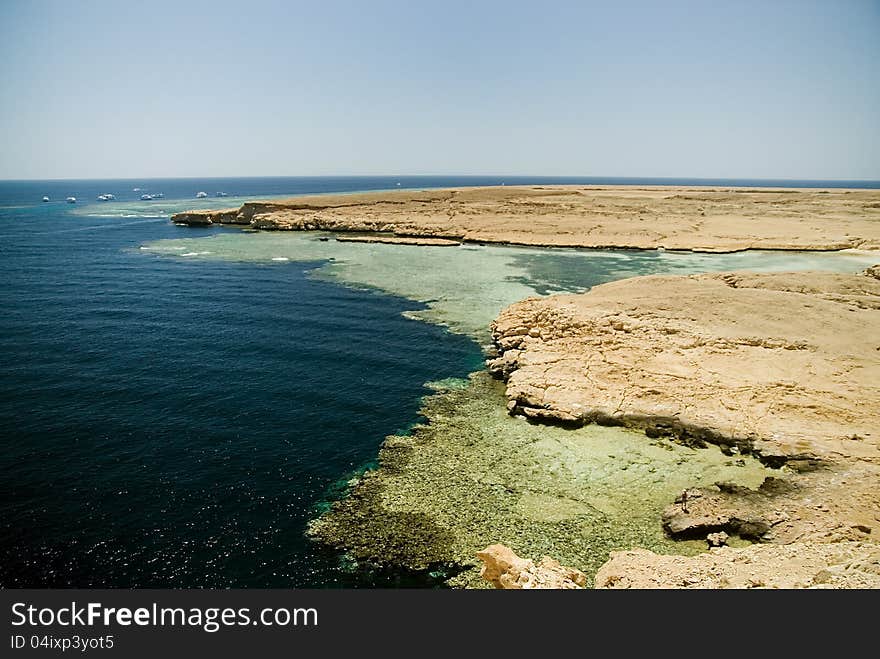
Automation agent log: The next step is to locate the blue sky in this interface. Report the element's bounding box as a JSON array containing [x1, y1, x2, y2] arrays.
[[1, 0, 878, 179]]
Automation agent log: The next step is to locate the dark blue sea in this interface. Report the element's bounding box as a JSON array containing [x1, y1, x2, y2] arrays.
[[1, 176, 877, 588]]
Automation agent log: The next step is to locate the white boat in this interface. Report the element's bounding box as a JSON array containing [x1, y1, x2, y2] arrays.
[[195, 191, 208, 198], [97, 193, 116, 201], [153, 193, 164, 199], [66, 197, 76, 203], [42, 196, 49, 202], [215, 191, 228, 197], [141, 194, 154, 200], [133, 188, 141, 192]]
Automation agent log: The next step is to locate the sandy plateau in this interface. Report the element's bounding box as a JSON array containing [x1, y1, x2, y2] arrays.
[[172, 185, 880, 253]]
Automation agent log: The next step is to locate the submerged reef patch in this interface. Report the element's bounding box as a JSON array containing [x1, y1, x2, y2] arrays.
[[308, 372, 773, 587]]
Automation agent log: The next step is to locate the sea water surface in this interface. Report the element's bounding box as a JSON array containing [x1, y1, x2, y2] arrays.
[[1, 176, 877, 588]]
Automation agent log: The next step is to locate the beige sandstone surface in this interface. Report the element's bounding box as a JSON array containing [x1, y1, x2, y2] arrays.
[[481, 540, 880, 589], [487, 267, 880, 587], [595, 542, 880, 589], [171, 185, 880, 253], [488, 268, 880, 464], [476, 544, 587, 589]]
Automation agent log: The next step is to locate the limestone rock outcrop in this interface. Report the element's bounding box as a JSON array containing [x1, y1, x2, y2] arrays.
[[488, 268, 880, 466], [170, 186, 880, 253], [490, 267, 880, 586], [595, 542, 880, 589], [476, 544, 587, 589]]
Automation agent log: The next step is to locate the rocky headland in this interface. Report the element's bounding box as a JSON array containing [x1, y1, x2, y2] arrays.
[[486, 266, 880, 586], [487, 268, 880, 465], [171, 185, 880, 253], [173, 185, 880, 588], [310, 266, 880, 588]]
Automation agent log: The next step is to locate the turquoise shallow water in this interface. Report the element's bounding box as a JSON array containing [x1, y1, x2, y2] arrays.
[[1, 176, 876, 587], [143, 231, 879, 342]]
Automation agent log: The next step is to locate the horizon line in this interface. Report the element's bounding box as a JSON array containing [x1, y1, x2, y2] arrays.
[[2, 174, 880, 183]]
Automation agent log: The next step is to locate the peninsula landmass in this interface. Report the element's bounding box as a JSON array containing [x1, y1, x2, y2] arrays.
[[171, 185, 880, 253]]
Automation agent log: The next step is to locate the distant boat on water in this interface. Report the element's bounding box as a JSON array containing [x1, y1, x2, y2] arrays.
[[215, 192, 229, 197], [66, 197, 76, 204], [153, 193, 164, 199], [97, 193, 115, 201], [141, 194, 154, 200], [196, 191, 208, 198], [42, 196, 49, 202], [133, 188, 141, 192]]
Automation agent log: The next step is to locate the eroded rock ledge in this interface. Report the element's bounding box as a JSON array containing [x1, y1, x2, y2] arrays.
[[171, 185, 880, 253], [595, 542, 880, 589], [487, 267, 880, 466], [310, 268, 879, 587], [477, 544, 587, 589], [486, 267, 880, 586]]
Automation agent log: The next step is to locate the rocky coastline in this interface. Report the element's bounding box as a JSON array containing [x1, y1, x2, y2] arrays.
[[306, 371, 774, 588], [175, 185, 880, 588], [484, 266, 880, 586], [171, 185, 880, 253], [308, 266, 880, 588], [487, 269, 880, 465]]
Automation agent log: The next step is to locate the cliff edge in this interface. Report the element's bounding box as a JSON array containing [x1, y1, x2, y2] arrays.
[[486, 266, 880, 586], [171, 185, 880, 253]]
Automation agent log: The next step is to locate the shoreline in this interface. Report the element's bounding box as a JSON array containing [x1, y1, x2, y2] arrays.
[[171, 184, 880, 254], [170, 185, 880, 588], [306, 370, 773, 587], [309, 267, 880, 588]]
